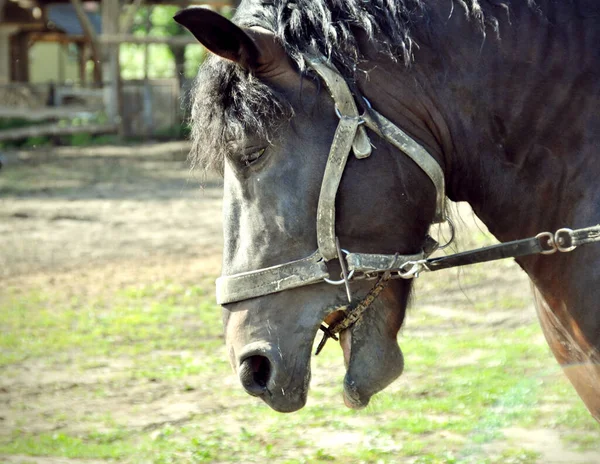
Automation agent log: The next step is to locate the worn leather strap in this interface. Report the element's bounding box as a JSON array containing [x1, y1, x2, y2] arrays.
[[215, 252, 328, 305], [362, 111, 446, 222], [304, 56, 372, 160], [316, 115, 361, 261], [306, 56, 369, 260], [570, 225, 600, 247], [346, 251, 425, 273], [426, 236, 544, 271]]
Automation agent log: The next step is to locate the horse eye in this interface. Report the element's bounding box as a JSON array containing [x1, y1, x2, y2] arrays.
[[241, 148, 266, 167]]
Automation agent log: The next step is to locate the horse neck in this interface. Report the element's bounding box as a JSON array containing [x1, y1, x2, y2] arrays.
[[358, 2, 600, 282], [429, 2, 600, 245]]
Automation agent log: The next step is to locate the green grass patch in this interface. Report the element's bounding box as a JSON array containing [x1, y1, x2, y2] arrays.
[[1, 273, 599, 463]]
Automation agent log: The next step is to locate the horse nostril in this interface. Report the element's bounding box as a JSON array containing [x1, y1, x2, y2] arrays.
[[239, 355, 272, 397]]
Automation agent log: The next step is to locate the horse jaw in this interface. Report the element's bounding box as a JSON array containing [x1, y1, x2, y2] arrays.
[[338, 295, 406, 409]]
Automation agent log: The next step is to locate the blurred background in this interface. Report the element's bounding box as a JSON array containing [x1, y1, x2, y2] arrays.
[[1, 1, 599, 463], [0, 0, 236, 145]]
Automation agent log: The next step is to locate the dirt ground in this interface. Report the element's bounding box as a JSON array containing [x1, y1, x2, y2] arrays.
[[1, 143, 598, 463]]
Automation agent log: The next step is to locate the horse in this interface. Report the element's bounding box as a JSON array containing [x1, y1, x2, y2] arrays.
[[175, 0, 600, 421]]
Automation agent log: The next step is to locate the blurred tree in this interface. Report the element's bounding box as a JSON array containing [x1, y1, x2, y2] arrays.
[[121, 5, 209, 86]]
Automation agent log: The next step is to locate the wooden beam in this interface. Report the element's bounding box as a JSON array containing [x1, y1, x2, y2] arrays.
[[121, 0, 145, 34], [99, 34, 197, 46], [0, 105, 97, 120], [0, 0, 7, 23], [69, 0, 99, 43], [69, 0, 102, 79], [0, 123, 117, 142], [101, 0, 124, 137]]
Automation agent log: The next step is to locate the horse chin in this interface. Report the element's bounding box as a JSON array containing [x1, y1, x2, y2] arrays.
[[338, 315, 405, 409]]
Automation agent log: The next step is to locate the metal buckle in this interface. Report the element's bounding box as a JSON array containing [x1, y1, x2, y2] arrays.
[[397, 260, 429, 279], [555, 228, 576, 252], [323, 238, 354, 302], [334, 105, 365, 126], [536, 231, 557, 255]]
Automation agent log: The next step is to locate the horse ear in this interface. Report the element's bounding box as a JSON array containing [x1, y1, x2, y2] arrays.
[[174, 7, 260, 69]]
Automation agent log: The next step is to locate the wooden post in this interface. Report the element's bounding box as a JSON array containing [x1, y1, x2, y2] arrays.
[[0, 0, 7, 23], [101, 0, 124, 138], [143, 6, 153, 137], [69, 0, 102, 80], [77, 42, 86, 85], [0, 26, 18, 84], [121, 0, 145, 34]]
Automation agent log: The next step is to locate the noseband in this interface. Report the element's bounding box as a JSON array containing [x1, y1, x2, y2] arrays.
[[216, 55, 600, 351]]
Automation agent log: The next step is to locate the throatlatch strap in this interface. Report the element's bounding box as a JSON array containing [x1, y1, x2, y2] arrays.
[[362, 111, 446, 223], [215, 252, 328, 305]]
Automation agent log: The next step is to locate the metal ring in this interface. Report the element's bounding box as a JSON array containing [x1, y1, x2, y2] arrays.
[[555, 228, 576, 252], [438, 216, 456, 250], [334, 105, 344, 120], [334, 105, 365, 125], [536, 231, 557, 255], [324, 248, 355, 285]]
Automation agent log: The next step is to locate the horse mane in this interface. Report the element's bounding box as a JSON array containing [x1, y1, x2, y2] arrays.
[[188, 0, 503, 173]]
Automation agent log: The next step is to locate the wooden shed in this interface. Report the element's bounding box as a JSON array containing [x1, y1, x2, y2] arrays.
[[0, 0, 233, 140]]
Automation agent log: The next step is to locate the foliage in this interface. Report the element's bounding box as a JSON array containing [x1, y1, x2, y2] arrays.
[[119, 5, 208, 80]]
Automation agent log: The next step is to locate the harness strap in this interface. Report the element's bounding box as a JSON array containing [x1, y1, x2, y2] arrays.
[[316, 115, 361, 261], [306, 55, 370, 261], [346, 251, 425, 273], [362, 111, 446, 223], [338, 225, 600, 278], [426, 225, 600, 273], [215, 251, 328, 304], [426, 235, 546, 271]]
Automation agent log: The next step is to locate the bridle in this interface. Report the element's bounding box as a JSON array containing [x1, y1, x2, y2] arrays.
[[216, 55, 446, 304], [216, 55, 600, 352]]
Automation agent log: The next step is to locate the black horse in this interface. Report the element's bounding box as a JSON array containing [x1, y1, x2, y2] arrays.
[[175, 0, 600, 421]]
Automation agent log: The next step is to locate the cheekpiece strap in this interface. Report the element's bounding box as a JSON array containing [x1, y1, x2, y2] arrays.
[[305, 55, 371, 261]]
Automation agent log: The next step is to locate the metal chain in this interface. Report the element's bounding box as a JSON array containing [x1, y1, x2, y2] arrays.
[[315, 272, 391, 355]]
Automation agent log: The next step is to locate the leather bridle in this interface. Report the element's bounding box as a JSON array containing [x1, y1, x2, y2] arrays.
[[215, 55, 600, 349], [216, 55, 446, 306]]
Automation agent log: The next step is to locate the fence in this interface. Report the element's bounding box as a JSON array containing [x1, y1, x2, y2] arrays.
[[0, 79, 187, 141]]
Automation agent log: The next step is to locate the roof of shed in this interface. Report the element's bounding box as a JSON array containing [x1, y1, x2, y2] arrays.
[[46, 4, 101, 36]]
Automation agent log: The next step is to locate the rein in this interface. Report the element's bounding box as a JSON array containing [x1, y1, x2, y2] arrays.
[[315, 224, 600, 353], [215, 54, 600, 351]]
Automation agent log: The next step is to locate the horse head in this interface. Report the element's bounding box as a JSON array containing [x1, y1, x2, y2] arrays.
[[175, 6, 444, 412]]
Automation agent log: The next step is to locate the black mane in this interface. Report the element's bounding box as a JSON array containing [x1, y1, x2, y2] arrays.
[[188, 0, 500, 172]]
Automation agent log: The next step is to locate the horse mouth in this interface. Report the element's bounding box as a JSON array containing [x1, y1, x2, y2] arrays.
[[320, 310, 369, 409]]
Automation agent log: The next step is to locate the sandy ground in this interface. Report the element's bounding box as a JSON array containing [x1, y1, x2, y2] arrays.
[[0, 144, 598, 463]]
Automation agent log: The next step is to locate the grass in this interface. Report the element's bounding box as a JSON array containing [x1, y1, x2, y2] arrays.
[[1, 267, 599, 463]]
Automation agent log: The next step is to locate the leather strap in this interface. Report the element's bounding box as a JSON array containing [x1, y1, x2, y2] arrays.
[[316, 115, 360, 260], [570, 225, 600, 247], [346, 251, 425, 273], [215, 252, 328, 305], [426, 236, 544, 271], [362, 111, 446, 222]]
